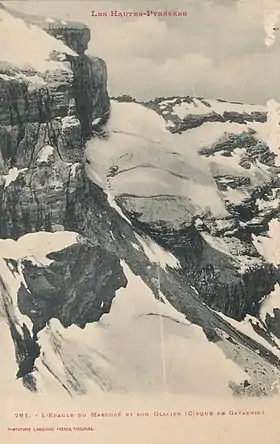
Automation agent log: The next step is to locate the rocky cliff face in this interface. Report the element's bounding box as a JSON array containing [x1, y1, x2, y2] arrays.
[[0, 5, 109, 239], [0, 6, 117, 390], [19, 239, 127, 334], [1, 6, 280, 398]]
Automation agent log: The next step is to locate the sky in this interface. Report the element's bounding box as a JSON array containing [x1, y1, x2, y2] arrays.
[[4, 0, 280, 104]]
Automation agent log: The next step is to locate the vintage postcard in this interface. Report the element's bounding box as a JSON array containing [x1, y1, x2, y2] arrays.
[[1, 0, 280, 442]]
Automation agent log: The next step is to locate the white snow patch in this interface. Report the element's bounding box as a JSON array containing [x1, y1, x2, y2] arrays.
[[131, 242, 141, 251], [37, 145, 54, 163], [166, 120, 175, 128], [173, 100, 209, 118], [260, 284, 280, 320], [266, 99, 280, 165], [17, 260, 30, 291], [134, 234, 180, 270], [207, 99, 266, 116], [0, 73, 12, 81], [168, 98, 179, 104], [62, 115, 80, 129], [92, 117, 101, 126], [3, 167, 27, 187], [256, 197, 280, 211], [175, 122, 249, 156], [160, 99, 173, 107], [0, 231, 78, 266], [223, 188, 248, 204], [22, 74, 47, 91], [0, 9, 76, 73], [56, 53, 67, 62], [170, 98, 265, 120], [216, 310, 280, 359], [70, 162, 79, 177], [109, 230, 116, 241], [200, 232, 232, 256], [250, 99, 280, 167], [253, 219, 280, 265], [106, 191, 132, 226]]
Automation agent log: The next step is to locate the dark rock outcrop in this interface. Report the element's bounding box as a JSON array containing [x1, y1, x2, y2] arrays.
[[70, 55, 110, 138], [3, 3, 91, 55], [174, 111, 225, 132], [141, 96, 268, 134], [266, 311, 280, 339], [114, 194, 278, 320], [199, 130, 276, 168], [44, 22, 91, 55], [18, 239, 127, 334], [0, 157, 81, 240]]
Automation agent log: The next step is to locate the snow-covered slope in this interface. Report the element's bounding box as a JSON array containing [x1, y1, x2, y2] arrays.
[[158, 96, 266, 120], [0, 230, 246, 395], [87, 97, 277, 214], [86, 101, 228, 220], [86, 98, 279, 278], [85, 96, 280, 396], [0, 231, 273, 398], [0, 7, 76, 73], [29, 262, 248, 396]]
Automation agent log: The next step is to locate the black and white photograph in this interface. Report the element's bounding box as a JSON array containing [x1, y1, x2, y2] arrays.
[[1, 0, 280, 441]]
